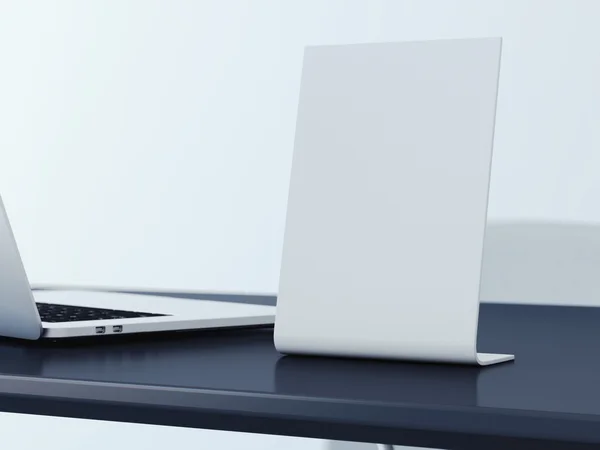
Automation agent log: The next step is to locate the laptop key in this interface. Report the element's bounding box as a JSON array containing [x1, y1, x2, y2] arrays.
[[36, 302, 169, 323]]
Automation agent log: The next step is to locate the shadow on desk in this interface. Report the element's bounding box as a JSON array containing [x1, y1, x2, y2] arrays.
[[274, 355, 481, 406], [0, 326, 278, 392], [275, 357, 485, 450]]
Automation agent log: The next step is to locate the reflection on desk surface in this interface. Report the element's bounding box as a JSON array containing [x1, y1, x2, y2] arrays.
[[0, 327, 278, 392], [275, 355, 480, 406], [2, 303, 600, 419]]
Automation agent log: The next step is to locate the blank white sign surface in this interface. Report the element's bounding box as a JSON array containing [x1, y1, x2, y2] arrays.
[[275, 39, 511, 364]]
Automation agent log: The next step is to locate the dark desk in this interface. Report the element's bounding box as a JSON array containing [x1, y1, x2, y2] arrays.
[[1, 293, 600, 450]]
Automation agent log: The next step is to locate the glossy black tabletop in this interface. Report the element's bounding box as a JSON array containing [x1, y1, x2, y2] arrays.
[[1, 292, 600, 450]]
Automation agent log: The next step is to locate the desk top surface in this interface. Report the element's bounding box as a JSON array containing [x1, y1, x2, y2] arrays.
[[1, 292, 600, 450]]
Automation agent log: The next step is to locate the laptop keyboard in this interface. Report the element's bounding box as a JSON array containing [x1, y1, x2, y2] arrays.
[[36, 302, 168, 323]]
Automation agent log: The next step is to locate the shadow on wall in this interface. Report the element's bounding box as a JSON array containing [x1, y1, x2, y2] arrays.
[[481, 221, 600, 306]]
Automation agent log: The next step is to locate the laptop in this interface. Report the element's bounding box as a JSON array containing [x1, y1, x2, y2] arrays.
[[0, 195, 275, 340], [275, 38, 514, 365]]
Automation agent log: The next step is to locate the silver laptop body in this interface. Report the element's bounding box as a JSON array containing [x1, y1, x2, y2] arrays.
[[0, 195, 275, 340]]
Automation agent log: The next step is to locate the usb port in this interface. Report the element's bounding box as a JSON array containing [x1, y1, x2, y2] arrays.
[[112, 325, 123, 333], [95, 326, 105, 334]]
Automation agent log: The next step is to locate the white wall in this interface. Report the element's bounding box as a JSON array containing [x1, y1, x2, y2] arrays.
[[1, 2, 598, 450], [0, 412, 332, 450], [1, 0, 600, 294]]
